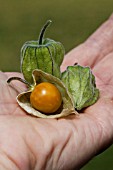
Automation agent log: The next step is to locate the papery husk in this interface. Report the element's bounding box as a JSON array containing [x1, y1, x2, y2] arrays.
[[61, 65, 99, 110], [17, 69, 78, 118]]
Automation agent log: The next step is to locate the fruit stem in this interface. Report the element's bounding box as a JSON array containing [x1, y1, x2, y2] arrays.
[[39, 20, 52, 45], [7, 77, 31, 87]]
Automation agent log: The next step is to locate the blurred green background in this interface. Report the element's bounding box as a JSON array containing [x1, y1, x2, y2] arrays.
[[0, 0, 113, 169]]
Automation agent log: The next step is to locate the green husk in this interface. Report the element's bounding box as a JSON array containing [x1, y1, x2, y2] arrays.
[[61, 65, 99, 110]]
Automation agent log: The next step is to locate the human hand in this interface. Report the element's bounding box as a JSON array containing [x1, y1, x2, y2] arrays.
[[1, 14, 113, 170]]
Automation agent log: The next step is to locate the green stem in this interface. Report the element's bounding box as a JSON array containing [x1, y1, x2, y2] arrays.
[[39, 20, 52, 45], [7, 77, 31, 87]]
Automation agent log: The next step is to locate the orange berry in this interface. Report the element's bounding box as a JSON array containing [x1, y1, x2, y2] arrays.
[[30, 82, 62, 114]]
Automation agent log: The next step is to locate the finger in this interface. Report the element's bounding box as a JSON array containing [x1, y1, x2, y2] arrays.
[[0, 72, 28, 115], [4, 72, 27, 93], [85, 13, 113, 65], [93, 52, 113, 86], [0, 72, 18, 103], [61, 14, 113, 71], [0, 72, 26, 103], [5, 72, 23, 79]]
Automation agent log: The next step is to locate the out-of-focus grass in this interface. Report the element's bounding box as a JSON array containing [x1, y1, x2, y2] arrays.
[[0, 0, 113, 72], [0, 0, 113, 169], [82, 145, 113, 170]]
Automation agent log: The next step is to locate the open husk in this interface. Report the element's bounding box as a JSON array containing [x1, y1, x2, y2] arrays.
[[17, 69, 78, 118]]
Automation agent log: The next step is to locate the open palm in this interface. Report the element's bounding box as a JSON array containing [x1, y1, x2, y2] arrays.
[[1, 15, 113, 170]]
